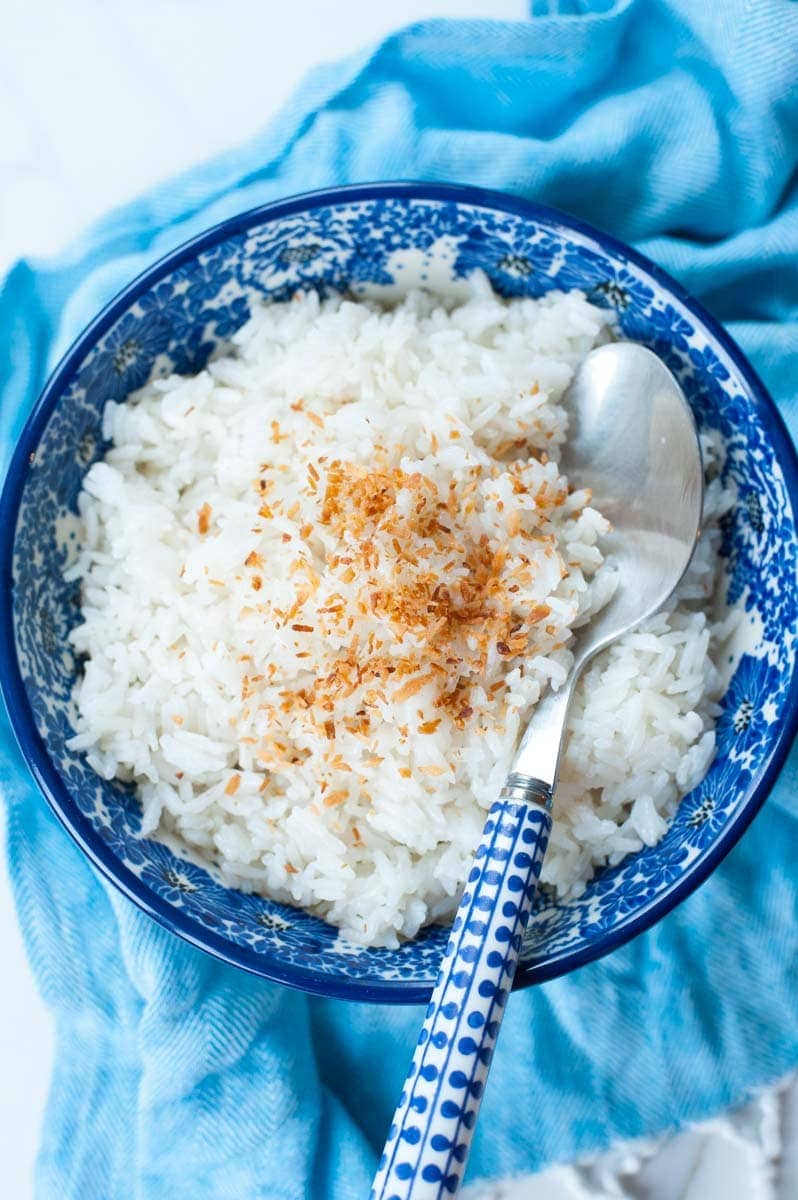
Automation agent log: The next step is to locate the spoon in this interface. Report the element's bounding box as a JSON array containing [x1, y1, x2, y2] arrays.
[[371, 343, 703, 1200]]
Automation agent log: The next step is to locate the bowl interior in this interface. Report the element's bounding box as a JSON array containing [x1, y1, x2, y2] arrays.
[[6, 188, 797, 1000]]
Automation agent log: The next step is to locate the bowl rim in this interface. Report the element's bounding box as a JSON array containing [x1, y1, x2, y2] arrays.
[[2, 179, 798, 1004]]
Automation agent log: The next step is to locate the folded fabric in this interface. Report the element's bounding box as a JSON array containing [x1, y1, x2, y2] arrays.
[[2, 2, 797, 1197]]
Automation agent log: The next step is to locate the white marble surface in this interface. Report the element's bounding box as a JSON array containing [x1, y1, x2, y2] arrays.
[[467, 1076, 798, 1200], [0, 2, 794, 1197]]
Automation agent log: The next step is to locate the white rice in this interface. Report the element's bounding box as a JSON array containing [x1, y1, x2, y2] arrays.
[[65, 279, 732, 946]]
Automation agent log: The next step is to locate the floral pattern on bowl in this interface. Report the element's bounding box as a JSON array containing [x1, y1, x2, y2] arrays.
[[2, 183, 797, 1002]]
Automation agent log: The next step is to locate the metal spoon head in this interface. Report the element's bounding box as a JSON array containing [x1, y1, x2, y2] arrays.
[[511, 342, 703, 788], [560, 341, 703, 666]]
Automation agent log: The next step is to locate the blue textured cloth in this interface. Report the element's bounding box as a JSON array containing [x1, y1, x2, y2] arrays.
[[2, 2, 798, 1196]]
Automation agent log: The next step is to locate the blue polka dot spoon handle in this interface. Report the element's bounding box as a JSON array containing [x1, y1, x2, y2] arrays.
[[371, 773, 552, 1200]]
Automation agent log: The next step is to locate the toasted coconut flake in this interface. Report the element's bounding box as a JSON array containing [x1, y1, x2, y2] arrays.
[[393, 672, 437, 703], [323, 789, 348, 807], [197, 503, 212, 535]]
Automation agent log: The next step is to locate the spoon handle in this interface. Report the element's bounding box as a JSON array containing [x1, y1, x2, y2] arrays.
[[371, 776, 551, 1200]]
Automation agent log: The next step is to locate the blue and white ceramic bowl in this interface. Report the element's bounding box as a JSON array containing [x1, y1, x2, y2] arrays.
[[2, 183, 797, 1002]]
